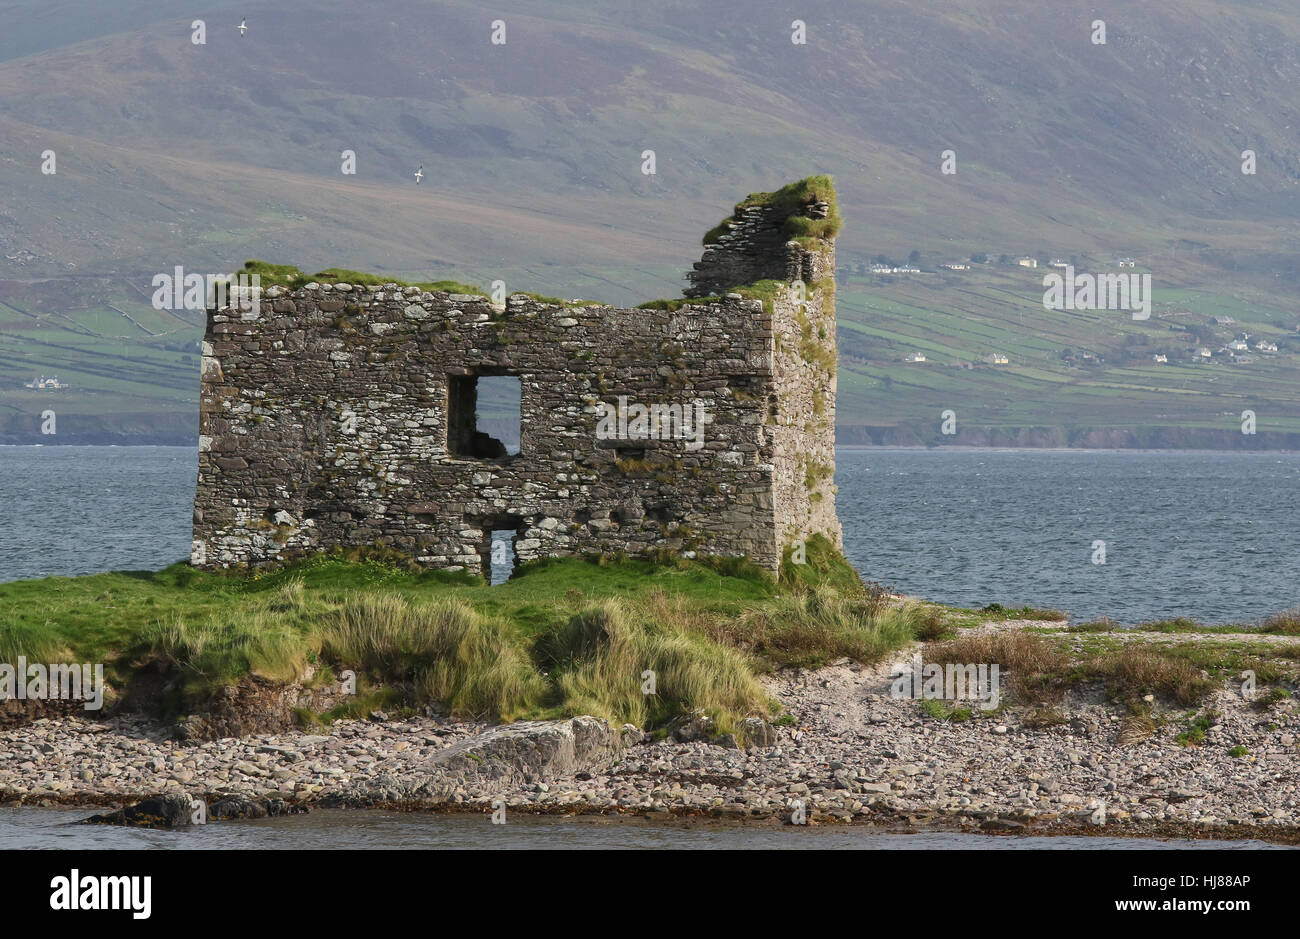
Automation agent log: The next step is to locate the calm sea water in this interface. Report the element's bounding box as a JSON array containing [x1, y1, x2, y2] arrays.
[[0, 807, 1289, 850], [836, 448, 1299, 624], [1, 445, 1295, 623]]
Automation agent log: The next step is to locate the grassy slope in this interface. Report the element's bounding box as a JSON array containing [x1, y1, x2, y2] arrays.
[[5, 546, 1297, 741], [0, 540, 932, 736]]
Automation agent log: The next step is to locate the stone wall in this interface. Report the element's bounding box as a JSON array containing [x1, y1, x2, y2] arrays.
[[192, 182, 840, 576], [771, 274, 842, 551], [687, 198, 834, 298]]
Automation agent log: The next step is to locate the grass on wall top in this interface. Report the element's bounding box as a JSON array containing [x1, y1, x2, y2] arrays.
[[703, 175, 842, 245], [233, 260, 488, 297]]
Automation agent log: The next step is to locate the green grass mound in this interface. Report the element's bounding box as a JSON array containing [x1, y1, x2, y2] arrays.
[[0, 545, 933, 740], [703, 175, 841, 245]]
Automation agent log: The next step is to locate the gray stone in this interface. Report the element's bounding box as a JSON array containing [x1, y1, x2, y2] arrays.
[[742, 717, 780, 747], [423, 716, 618, 783]]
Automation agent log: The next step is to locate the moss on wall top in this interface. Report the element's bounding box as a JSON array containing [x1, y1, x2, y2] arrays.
[[636, 280, 785, 314], [702, 175, 841, 245], [233, 260, 488, 297]]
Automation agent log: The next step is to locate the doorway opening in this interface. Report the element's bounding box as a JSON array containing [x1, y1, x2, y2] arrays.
[[489, 528, 517, 586]]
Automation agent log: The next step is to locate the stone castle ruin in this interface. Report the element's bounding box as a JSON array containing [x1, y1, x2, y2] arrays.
[[191, 177, 842, 577]]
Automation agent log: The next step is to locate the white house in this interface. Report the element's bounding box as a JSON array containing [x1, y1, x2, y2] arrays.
[[1256, 340, 1279, 353], [1227, 339, 1249, 352], [1152, 354, 1168, 363], [24, 375, 68, 390], [904, 352, 927, 363], [1195, 347, 1213, 359], [1017, 257, 1038, 268]]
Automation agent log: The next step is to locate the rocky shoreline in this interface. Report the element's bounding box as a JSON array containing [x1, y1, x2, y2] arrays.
[[4, 636, 1297, 844]]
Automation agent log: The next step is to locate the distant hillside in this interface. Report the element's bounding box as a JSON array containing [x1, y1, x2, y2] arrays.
[[1, 0, 1298, 445], [0, 278, 200, 443], [833, 262, 1300, 448]]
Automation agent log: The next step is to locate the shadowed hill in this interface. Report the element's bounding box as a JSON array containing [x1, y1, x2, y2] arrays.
[[1, 0, 1298, 444]]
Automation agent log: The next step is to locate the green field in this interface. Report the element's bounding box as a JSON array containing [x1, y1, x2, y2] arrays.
[[832, 264, 1300, 444], [0, 285, 201, 442]]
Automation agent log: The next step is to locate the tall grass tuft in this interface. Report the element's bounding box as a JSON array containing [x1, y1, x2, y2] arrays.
[[321, 594, 545, 721], [0, 620, 72, 666], [1092, 645, 1216, 707], [713, 583, 917, 668], [1261, 608, 1300, 635], [143, 612, 311, 686], [547, 600, 769, 736], [925, 632, 1070, 704]]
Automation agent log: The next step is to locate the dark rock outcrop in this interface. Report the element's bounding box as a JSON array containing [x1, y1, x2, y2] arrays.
[[209, 795, 309, 819], [83, 792, 195, 829]]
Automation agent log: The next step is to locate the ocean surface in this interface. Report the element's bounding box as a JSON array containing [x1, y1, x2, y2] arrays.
[[0, 807, 1290, 850], [1, 445, 1296, 623]]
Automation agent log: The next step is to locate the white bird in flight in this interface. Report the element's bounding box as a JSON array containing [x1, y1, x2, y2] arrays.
[[414, 164, 424, 184], [238, 19, 247, 36]]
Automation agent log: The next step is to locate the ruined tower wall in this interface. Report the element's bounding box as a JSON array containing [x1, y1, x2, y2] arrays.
[[770, 269, 842, 552], [191, 178, 841, 578], [687, 203, 808, 298], [686, 187, 841, 557], [192, 286, 782, 575]]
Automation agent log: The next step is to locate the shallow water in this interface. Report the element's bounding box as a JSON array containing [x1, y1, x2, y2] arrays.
[[2, 807, 1291, 850]]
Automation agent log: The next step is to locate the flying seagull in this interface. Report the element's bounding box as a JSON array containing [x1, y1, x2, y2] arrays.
[[414, 164, 424, 184], [238, 19, 247, 36]]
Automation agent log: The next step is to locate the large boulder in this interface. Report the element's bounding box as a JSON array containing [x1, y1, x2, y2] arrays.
[[742, 717, 781, 748], [319, 717, 626, 806], [424, 716, 619, 783]]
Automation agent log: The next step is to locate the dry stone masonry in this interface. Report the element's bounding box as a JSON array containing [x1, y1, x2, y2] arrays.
[[192, 179, 841, 576]]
